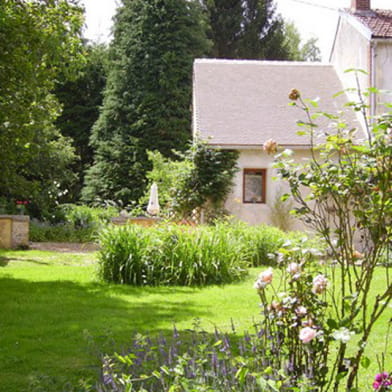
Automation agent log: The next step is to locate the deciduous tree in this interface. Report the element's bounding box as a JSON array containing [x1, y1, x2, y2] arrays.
[[0, 0, 85, 216]]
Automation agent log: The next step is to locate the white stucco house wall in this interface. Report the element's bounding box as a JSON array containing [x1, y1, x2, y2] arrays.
[[330, 0, 392, 116], [192, 0, 391, 227]]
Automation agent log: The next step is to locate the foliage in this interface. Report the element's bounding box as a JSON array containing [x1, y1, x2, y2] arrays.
[[0, 0, 85, 217], [215, 220, 287, 266], [97, 224, 249, 286], [260, 83, 392, 390], [98, 321, 307, 392], [82, 0, 211, 205], [170, 142, 239, 221], [30, 221, 95, 243], [54, 43, 109, 202], [30, 204, 117, 242], [138, 150, 193, 213], [282, 22, 321, 62], [202, 0, 290, 60], [268, 187, 294, 231], [300, 37, 322, 62], [139, 143, 238, 222], [60, 204, 117, 229]]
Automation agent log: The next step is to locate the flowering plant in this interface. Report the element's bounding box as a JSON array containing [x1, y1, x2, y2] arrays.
[[373, 372, 392, 391], [259, 81, 392, 391], [254, 241, 332, 389], [15, 200, 29, 214]]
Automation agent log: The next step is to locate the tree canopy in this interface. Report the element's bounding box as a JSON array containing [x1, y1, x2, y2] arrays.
[[82, 0, 211, 206], [0, 0, 85, 216], [55, 43, 109, 202], [202, 0, 289, 59]]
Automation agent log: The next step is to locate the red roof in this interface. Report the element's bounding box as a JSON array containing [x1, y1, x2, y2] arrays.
[[349, 9, 392, 38]]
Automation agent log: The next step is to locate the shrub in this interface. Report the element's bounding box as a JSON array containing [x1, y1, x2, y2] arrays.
[[60, 204, 117, 228], [30, 204, 117, 243], [268, 84, 392, 390], [29, 221, 96, 243], [140, 142, 239, 223], [98, 323, 290, 392], [97, 224, 250, 286]]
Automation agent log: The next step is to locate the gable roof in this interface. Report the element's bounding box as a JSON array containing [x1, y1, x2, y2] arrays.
[[347, 9, 392, 38], [193, 59, 355, 148]]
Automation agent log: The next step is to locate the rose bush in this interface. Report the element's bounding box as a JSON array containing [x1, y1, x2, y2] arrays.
[[255, 81, 392, 391]]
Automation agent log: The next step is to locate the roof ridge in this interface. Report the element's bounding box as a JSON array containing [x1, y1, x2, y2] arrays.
[[194, 59, 333, 67]]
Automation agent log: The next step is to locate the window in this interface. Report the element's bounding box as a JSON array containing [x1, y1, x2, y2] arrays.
[[243, 169, 266, 203]]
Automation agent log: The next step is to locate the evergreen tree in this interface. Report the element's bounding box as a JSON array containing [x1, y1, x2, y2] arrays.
[[55, 43, 109, 202], [202, 0, 290, 59], [83, 0, 210, 205]]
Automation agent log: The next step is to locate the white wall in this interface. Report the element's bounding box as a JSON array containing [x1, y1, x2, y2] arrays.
[[330, 15, 370, 95], [224, 148, 311, 230], [375, 42, 392, 111], [331, 14, 392, 114]]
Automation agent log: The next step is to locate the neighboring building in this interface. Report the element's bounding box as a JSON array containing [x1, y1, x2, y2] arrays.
[[192, 0, 391, 227], [330, 0, 392, 116], [192, 60, 357, 227]]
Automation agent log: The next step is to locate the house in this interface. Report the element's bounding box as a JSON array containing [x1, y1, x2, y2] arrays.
[[330, 0, 392, 116], [192, 0, 391, 227], [192, 60, 357, 227]]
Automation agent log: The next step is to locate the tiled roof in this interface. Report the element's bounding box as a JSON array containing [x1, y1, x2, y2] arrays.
[[349, 9, 392, 38], [193, 59, 357, 147]]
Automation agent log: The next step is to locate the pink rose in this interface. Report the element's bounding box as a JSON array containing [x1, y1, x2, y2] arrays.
[[295, 306, 307, 317], [259, 268, 273, 283], [299, 327, 317, 343], [287, 262, 300, 275], [254, 268, 273, 290], [312, 274, 328, 294]]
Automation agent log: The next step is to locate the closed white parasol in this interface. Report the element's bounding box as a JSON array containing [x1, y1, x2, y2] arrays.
[[147, 182, 160, 216]]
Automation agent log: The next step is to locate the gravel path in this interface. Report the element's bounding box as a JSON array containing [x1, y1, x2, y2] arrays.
[[29, 242, 99, 253]]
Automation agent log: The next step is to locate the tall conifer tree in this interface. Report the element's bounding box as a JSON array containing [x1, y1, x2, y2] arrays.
[[83, 0, 210, 205], [203, 0, 291, 59]]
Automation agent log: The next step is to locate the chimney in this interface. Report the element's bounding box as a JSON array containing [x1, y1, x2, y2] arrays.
[[351, 0, 371, 12]]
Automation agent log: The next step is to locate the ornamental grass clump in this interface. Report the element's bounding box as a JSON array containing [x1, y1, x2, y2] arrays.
[[97, 224, 249, 286], [214, 220, 287, 267]]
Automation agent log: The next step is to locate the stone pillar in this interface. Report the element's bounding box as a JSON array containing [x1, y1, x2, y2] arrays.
[[0, 215, 30, 249]]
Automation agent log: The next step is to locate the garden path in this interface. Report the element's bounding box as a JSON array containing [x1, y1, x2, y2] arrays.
[[29, 242, 99, 253]]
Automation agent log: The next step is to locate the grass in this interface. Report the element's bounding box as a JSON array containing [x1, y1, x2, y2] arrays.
[[0, 249, 390, 391], [0, 249, 260, 391]]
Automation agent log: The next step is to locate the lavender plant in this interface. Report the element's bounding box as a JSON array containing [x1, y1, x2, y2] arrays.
[[98, 321, 305, 392]]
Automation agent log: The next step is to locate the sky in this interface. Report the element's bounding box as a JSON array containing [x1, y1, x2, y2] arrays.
[[80, 0, 392, 61]]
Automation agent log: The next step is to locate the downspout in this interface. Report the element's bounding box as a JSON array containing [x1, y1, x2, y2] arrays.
[[370, 40, 377, 118]]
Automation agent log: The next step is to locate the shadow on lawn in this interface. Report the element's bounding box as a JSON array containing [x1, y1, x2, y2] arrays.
[[0, 277, 211, 391], [0, 256, 50, 266]]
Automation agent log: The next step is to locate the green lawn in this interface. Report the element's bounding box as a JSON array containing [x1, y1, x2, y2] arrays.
[[0, 249, 390, 391], [0, 249, 260, 391]]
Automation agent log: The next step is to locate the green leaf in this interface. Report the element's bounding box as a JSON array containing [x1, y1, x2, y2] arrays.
[[360, 356, 371, 369], [327, 318, 338, 329]]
